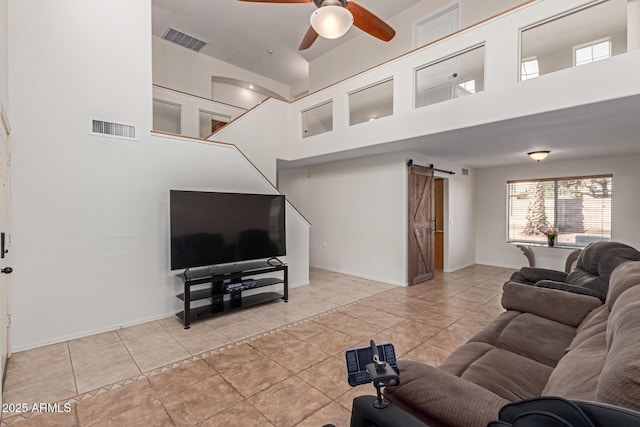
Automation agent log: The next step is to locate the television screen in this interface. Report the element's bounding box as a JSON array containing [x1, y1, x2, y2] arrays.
[[170, 190, 286, 270]]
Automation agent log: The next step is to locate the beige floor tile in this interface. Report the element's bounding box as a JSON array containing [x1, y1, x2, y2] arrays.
[[283, 320, 330, 341], [197, 400, 274, 426], [304, 329, 360, 356], [335, 386, 373, 410], [295, 402, 352, 427], [204, 343, 264, 378], [268, 340, 331, 373], [297, 356, 352, 399], [2, 372, 77, 414], [160, 319, 233, 355], [392, 319, 444, 342], [223, 357, 291, 398], [249, 376, 331, 427], [216, 318, 270, 342], [367, 329, 425, 358], [403, 342, 454, 366], [76, 379, 158, 426], [96, 398, 173, 427], [148, 359, 218, 397], [4, 342, 73, 391], [249, 330, 304, 356], [160, 373, 243, 426], [117, 322, 190, 372]]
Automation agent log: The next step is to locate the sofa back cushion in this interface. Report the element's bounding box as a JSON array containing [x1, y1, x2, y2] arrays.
[[567, 243, 640, 301], [606, 261, 640, 310]]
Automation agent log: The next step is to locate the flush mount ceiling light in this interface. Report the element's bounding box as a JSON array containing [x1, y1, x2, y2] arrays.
[[310, 5, 354, 39], [528, 150, 550, 161]]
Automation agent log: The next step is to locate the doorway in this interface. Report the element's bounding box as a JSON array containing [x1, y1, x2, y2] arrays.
[[408, 164, 435, 285], [413, 4, 459, 48], [434, 179, 445, 270], [0, 108, 11, 393]]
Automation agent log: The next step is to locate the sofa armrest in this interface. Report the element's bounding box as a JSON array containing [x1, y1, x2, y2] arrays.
[[385, 361, 509, 427], [502, 282, 602, 327], [534, 280, 604, 301], [520, 267, 569, 283]]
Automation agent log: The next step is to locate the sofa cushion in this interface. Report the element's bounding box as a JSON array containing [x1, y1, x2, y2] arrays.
[[390, 360, 509, 427], [597, 285, 640, 411], [606, 261, 640, 310], [459, 347, 554, 401], [568, 304, 609, 351], [542, 329, 607, 400]]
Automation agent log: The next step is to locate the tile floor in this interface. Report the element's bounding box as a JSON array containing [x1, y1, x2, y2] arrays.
[[1, 265, 514, 426]]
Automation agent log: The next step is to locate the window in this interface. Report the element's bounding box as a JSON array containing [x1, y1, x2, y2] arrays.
[[574, 39, 611, 66], [521, 58, 539, 81], [415, 45, 485, 108], [507, 175, 612, 247], [349, 79, 394, 126], [301, 101, 333, 138], [455, 80, 476, 95]]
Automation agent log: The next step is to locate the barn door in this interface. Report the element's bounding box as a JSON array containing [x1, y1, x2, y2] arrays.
[[408, 164, 435, 285]]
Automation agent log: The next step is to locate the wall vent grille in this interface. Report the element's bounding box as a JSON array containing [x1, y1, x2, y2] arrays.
[[91, 120, 136, 140], [162, 28, 206, 52], [462, 168, 469, 176]]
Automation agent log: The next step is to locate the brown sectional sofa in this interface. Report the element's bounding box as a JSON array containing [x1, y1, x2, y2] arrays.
[[385, 261, 640, 427]]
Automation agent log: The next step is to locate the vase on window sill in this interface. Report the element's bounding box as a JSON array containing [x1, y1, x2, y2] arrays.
[[547, 236, 556, 247]]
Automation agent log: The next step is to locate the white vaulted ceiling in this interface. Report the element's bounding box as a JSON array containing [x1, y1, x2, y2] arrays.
[[151, 0, 420, 87]]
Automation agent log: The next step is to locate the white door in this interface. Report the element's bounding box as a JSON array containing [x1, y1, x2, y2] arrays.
[[413, 5, 460, 108], [0, 111, 11, 396], [414, 4, 459, 48]]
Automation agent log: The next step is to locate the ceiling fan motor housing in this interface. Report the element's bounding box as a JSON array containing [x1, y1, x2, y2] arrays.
[[315, 0, 347, 8]]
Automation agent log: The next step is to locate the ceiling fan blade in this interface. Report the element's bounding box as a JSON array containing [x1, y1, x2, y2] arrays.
[[237, 0, 312, 3], [345, 1, 396, 42], [299, 26, 319, 50]]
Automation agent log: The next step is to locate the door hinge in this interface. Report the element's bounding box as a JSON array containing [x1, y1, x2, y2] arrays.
[[7, 314, 11, 326], [6, 152, 11, 166]]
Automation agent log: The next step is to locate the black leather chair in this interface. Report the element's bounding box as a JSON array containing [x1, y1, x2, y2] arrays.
[[508, 241, 640, 301]]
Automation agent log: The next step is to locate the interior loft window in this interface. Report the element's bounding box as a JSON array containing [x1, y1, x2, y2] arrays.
[[574, 39, 611, 66], [415, 44, 485, 109], [521, 58, 539, 81], [152, 99, 182, 134], [301, 100, 333, 138], [507, 175, 612, 247], [520, 1, 626, 79], [199, 110, 231, 138], [349, 78, 394, 126]]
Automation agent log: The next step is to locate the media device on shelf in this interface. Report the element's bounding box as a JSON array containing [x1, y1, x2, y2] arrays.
[[170, 190, 286, 271]]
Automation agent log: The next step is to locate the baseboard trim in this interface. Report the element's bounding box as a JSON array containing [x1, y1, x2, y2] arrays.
[[310, 264, 407, 287]]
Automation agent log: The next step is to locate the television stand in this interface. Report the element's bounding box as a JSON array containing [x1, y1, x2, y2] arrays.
[[175, 261, 288, 329]]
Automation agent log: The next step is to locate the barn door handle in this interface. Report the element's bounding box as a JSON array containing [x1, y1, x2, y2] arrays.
[[1, 232, 6, 259]]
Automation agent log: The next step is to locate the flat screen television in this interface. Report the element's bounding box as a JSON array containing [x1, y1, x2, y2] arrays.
[[170, 190, 286, 270]]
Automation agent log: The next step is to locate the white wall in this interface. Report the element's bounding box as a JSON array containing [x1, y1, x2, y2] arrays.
[[279, 152, 408, 285], [153, 37, 291, 102], [8, 0, 308, 351], [308, 0, 524, 91], [278, 151, 476, 285], [475, 154, 640, 271], [212, 98, 294, 183], [0, 0, 8, 113]]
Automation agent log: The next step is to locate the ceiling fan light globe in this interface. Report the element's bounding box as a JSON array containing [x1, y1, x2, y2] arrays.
[[310, 6, 354, 39]]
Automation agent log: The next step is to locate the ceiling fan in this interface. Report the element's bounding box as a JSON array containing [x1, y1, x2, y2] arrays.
[[238, 0, 396, 50]]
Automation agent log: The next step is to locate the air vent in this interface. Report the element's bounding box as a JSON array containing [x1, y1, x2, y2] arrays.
[[462, 168, 469, 176], [162, 28, 206, 52], [91, 120, 136, 140]]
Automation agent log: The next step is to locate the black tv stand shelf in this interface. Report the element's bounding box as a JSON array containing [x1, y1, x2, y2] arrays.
[[175, 261, 288, 329]]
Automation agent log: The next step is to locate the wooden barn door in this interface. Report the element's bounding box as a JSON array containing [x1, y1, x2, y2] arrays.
[[408, 164, 435, 285]]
